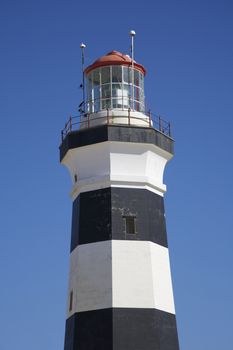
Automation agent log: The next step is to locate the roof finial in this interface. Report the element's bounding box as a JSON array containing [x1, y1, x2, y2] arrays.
[[130, 30, 136, 37]]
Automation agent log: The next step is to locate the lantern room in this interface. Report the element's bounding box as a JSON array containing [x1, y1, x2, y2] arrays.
[[81, 50, 150, 127], [85, 50, 146, 113]]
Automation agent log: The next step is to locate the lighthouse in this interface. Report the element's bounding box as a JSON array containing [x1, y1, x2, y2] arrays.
[[60, 34, 180, 350]]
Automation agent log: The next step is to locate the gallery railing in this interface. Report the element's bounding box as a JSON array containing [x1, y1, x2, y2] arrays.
[[61, 108, 171, 142]]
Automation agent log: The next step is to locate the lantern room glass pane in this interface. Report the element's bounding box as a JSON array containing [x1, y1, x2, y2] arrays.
[[134, 70, 139, 86], [87, 73, 92, 102], [139, 72, 144, 89], [112, 83, 123, 108], [101, 67, 110, 84], [102, 84, 111, 98], [122, 84, 130, 108], [94, 85, 100, 98], [139, 88, 144, 101], [112, 66, 122, 83], [123, 66, 131, 83], [87, 72, 92, 88], [93, 69, 100, 86], [112, 83, 122, 97], [112, 98, 118, 108], [134, 86, 140, 101], [134, 100, 140, 111], [123, 84, 130, 95], [94, 100, 100, 112], [102, 98, 111, 109]]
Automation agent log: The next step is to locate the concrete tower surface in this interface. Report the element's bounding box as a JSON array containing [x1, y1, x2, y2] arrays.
[[60, 47, 180, 350]]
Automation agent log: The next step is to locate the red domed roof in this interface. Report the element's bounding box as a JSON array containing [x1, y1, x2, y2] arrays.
[[84, 50, 146, 75]]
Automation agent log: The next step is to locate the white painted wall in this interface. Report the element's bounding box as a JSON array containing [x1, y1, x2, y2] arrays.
[[112, 240, 175, 314], [67, 240, 175, 318], [67, 241, 112, 316], [62, 141, 172, 199]]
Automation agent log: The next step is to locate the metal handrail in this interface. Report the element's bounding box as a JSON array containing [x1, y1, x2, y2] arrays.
[[61, 109, 171, 142]]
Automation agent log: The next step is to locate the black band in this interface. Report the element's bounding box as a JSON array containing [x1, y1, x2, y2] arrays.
[[70, 187, 168, 252]]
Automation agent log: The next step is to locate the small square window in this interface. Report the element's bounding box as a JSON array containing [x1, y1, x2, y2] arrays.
[[123, 216, 136, 235]]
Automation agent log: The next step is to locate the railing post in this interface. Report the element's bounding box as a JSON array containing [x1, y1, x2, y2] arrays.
[[128, 108, 131, 125], [79, 114, 82, 129], [87, 113, 90, 128], [159, 115, 162, 132], [107, 108, 109, 125], [148, 110, 152, 127], [69, 116, 72, 131], [168, 122, 171, 137]]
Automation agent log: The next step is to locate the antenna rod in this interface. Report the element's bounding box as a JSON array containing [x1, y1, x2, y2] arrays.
[[80, 43, 86, 112], [130, 30, 136, 111]]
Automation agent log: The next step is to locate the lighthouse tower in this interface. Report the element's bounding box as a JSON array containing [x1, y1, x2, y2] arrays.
[[60, 38, 179, 350]]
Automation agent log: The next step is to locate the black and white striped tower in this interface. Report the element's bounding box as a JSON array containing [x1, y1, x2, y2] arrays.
[[60, 39, 180, 350]]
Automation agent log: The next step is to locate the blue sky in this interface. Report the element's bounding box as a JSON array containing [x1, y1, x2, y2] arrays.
[[1, 0, 233, 349]]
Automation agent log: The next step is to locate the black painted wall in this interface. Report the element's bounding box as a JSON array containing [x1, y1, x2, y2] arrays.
[[70, 188, 111, 249], [70, 187, 168, 252], [60, 124, 174, 161], [64, 308, 179, 350], [111, 187, 167, 247]]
